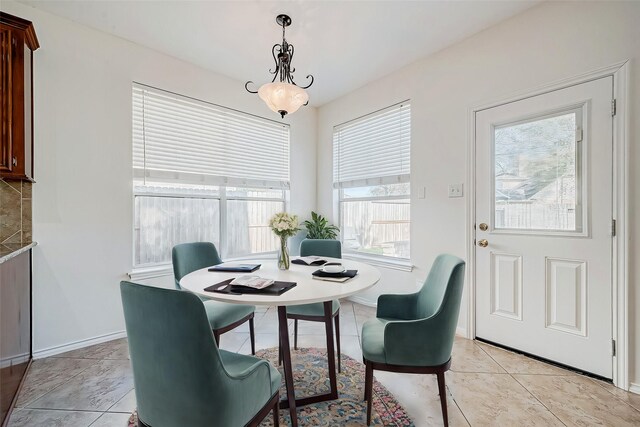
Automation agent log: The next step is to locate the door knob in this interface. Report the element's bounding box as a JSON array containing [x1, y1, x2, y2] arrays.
[[478, 239, 488, 247], [479, 223, 488, 231]]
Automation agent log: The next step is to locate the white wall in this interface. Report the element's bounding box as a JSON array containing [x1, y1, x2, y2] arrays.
[[1, 1, 317, 355], [317, 2, 639, 385]]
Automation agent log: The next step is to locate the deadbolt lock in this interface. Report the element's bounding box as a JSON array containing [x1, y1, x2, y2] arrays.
[[479, 223, 488, 231], [478, 239, 489, 248]]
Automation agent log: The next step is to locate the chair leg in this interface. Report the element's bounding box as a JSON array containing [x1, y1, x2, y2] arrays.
[[334, 314, 341, 373], [273, 396, 280, 427], [277, 306, 298, 427], [364, 361, 374, 425], [249, 316, 256, 355], [294, 319, 298, 350], [278, 330, 283, 366], [436, 371, 449, 427], [213, 331, 220, 347]]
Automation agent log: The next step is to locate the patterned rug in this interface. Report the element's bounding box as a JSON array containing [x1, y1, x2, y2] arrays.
[[128, 347, 414, 426]]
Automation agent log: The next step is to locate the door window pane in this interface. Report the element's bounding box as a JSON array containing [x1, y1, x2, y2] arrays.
[[494, 110, 582, 232]]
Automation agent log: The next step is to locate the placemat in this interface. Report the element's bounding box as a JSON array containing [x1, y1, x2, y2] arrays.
[[204, 279, 297, 295]]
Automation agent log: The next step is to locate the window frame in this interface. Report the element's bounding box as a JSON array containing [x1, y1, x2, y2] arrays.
[[129, 83, 292, 278], [490, 104, 588, 237], [332, 101, 412, 268], [131, 184, 288, 273], [337, 187, 411, 267]]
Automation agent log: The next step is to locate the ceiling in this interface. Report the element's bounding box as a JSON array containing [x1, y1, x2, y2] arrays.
[[19, 0, 539, 106]]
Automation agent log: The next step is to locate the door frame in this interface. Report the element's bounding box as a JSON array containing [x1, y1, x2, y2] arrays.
[[465, 61, 630, 389]]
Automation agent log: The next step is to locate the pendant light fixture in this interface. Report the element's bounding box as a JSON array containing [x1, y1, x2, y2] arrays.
[[245, 14, 314, 118]]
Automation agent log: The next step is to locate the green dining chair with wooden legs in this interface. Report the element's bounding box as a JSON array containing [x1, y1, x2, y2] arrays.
[[172, 242, 256, 354], [280, 239, 342, 371], [120, 281, 281, 427], [361, 254, 465, 426]]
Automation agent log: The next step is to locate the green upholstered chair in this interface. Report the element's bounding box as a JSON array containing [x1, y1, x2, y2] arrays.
[[172, 242, 256, 354], [361, 254, 465, 426], [284, 239, 342, 371], [120, 281, 280, 427]]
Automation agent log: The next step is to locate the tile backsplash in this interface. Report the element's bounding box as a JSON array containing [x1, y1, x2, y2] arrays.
[[0, 179, 32, 244]]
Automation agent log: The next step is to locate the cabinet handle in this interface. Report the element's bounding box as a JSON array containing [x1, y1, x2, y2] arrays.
[[12, 156, 17, 166]]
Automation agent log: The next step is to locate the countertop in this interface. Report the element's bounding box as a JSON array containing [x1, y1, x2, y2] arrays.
[[0, 242, 37, 264]]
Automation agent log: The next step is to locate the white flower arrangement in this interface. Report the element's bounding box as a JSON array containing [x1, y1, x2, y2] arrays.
[[269, 212, 300, 238]]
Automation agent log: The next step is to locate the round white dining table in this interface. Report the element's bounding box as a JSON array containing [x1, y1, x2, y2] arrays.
[[180, 257, 380, 427]]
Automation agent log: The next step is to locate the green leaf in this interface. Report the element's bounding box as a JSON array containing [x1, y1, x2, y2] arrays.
[[302, 211, 340, 240]]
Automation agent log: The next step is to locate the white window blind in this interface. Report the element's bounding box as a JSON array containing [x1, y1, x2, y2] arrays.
[[333, 102, 410, 189], [133, 83, 290, 189]]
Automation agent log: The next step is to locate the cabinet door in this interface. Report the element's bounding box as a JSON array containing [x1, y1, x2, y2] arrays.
[[0, 26, 27, 180], [0, 251, 31, 423], [0, 13, 38, 181], [0, 26, 12, 173], [23, 44, 32, 178]]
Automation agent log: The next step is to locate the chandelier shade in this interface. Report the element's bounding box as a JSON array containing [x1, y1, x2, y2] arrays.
[[246, 14, 314, 118], [258, 82, 309, 118]]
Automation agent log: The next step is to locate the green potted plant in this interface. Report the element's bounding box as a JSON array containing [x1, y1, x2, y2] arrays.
[[303, 211, 339, 240]]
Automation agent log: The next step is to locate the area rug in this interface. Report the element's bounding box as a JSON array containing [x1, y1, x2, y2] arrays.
[[128, 347, 414, 426]]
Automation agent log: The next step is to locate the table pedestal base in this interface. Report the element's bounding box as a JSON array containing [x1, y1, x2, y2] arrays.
[[277, 302, 339, 426]]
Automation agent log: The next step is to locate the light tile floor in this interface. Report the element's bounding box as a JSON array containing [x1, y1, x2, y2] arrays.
[[9, 301, 640, 426]]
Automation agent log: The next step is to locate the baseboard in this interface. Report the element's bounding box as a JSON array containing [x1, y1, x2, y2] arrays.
[[0, 352, 30, 369], [456, 326, 468, 338], [33, 330, 126, 359], [346, 295, 377, 308], [629, 383, 640, 395]]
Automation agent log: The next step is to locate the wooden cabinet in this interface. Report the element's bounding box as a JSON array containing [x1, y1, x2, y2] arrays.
[[0, 13, 38, 182], [0, 250, 32, 425]]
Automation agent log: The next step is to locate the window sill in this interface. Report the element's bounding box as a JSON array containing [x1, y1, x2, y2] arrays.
[[128, 253, 278, 281], [342, 253, 413, 272], [225, 252, 277, 262], [128, 264, 173, 281]]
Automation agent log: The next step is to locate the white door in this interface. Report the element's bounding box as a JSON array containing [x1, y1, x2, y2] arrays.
[[475, 77, 614, 378]]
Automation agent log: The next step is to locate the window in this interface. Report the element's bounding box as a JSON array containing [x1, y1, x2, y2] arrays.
[[333, 102, 411, 260], [132, 84, 289, 268], [494, 108, 583, 232]]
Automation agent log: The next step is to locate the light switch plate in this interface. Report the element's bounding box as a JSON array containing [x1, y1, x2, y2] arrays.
[[418, 186, 426, 199], [449, 183, 463, 198]]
